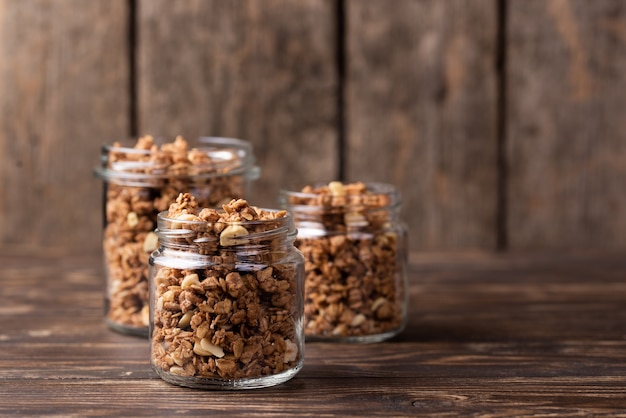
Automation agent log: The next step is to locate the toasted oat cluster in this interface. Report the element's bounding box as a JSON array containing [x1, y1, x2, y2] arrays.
[[289, 181, 405, 339], [103, 135, 246, 331], [151, 194, 301, 381]]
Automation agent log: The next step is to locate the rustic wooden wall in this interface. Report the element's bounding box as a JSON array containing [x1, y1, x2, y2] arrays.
[[507, 0, 626, 250], [136, 0, 339, 209], [346, 0, 498, 250], [0, 0, 624, 255], [0, 0, 129, 255]]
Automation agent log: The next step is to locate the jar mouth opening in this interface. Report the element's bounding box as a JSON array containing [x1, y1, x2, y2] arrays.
[[156, 209, 297, 248], [94, 136, 260, 185], [279, 182, 401, 210]]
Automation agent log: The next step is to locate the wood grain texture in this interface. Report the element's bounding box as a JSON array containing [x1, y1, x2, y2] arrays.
[[0, 0, 129, 254], [507, 0, 626, 249], [345, 0, 499, 251], [1, 252, 626, 416], [137, 0, 339, 208], [2, 1, 626, 255]]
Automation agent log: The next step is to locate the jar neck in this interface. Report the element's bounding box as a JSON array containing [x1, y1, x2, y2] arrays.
[[279, 182, 402, 233], [155, 210, 297, 263], [94, 136, 259, 187]]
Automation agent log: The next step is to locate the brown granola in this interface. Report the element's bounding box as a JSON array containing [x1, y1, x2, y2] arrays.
[[151, 194, 302, 382], [286, 181, 406, 340], [101, 135, 248, 333]]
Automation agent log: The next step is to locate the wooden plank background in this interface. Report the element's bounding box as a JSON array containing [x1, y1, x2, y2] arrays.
[[0, 0, 625, 255], [346, 0, 498, 250], [507, 0, 626, 250], [137, 0, 339, 209], [0, 0, 129, 254]]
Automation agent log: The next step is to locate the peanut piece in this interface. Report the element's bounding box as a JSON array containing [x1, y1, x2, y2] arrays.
[[328, 181, 345, 196], [181, 273, 201, 290], [350, 313, 366, 327], [127, 212, 139, 228], [283, 339, 298, 363], [143, 231, 159, 253], [219, 224, 249, 246], [345, 212, 367, 226], [177, 310, 194, 329], [371, 297, 387, 312], [193, 338, 225, 358], [171, 213, 198, 229], [141, 305, 149, 326], [169, 366, 186, 376]]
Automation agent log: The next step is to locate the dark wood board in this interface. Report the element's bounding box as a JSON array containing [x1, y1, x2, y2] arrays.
[[1, 252, 625, 416]]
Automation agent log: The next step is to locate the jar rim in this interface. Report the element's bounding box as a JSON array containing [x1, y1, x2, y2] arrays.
[[94, 136, 260, 185], [156, 208, 297, 249], [279, 181, 402, 210]]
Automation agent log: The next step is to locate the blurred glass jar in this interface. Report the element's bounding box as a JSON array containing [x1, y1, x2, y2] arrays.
[[94, 135, 259, 336], [280, 181, 408, 343], [149, 195, 304, 389]]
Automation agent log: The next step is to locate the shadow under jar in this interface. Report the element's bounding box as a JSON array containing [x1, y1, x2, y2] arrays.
[[149, 195, 305, 389], [94, 136, 259, 336], [280, 181, 408, 343]]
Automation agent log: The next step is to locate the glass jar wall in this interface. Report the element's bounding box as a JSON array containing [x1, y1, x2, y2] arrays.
[[280, 181, 408, 343], [94, 135, 259, 336], [149, 194, 304, 389]]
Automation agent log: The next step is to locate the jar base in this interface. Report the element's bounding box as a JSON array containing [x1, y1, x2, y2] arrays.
[[305, 328, 404, 343], [105, 319, 149, 338], [153, 361, 303, 390]]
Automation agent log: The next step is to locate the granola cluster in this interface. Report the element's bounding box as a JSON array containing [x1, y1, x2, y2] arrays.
[[102, 135, 248, 333], [151, 194, 302, 383], [286, 181, 406, 340]]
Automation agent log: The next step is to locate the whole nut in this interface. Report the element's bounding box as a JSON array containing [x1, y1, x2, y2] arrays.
[[193, 338, 225, 358], [177, 310, 194, 329]]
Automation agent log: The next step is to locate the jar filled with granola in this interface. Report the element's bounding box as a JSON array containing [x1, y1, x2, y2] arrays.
[[149, 193, 304, 389], [94, 135, 259, 336], [280, 181, 408, 343]]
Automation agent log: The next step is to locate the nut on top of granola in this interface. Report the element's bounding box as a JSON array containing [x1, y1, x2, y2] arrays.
[[167, 193, 286, 223], [165, 193, 288, 247], [297, 181, 391, 208]]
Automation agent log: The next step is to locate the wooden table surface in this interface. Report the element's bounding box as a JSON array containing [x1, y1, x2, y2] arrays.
[[1, 251, 625, 417]]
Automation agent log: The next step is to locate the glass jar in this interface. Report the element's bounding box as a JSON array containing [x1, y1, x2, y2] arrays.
[[94, 135, 259, 336], [280, 181, 408, 343], [149, 194, 304, 389]]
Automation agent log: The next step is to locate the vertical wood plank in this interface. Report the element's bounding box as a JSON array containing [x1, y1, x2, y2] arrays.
[[346, 0, 499, 251], [507, 0, 626, 249], [137, 0, 338, 208], [0, 0, 130, 254]]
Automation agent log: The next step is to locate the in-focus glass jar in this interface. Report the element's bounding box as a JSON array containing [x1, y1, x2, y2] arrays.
[[149, 194, 304, 389], [94, 135, 259, 336], [280, 181, 408, 343]]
